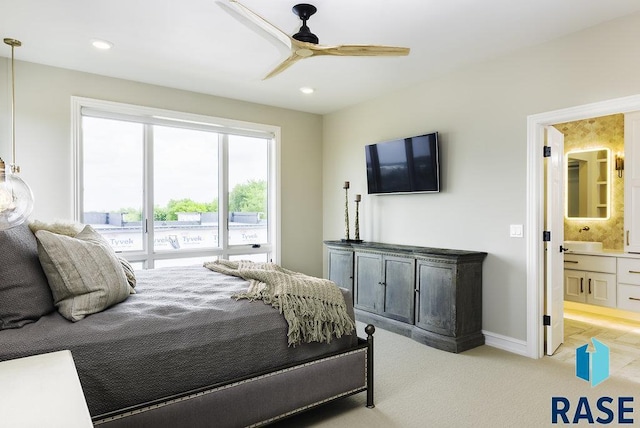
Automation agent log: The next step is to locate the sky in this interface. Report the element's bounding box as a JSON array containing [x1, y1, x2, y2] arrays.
[[82, 117, 268, 212]]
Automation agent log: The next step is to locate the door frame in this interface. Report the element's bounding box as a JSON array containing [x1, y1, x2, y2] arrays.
[[527, 94, 640, 359]]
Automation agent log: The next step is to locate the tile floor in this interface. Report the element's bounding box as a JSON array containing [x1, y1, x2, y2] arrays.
[[550, 308, 640, 383]]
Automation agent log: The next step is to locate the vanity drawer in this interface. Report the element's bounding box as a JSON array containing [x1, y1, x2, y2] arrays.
[[617, 258, 640, 285], [563, 254, 616, 274], [617, 283, 640, 313]]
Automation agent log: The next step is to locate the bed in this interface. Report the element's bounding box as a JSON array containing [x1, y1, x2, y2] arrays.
[[0, 224, 374, 427]]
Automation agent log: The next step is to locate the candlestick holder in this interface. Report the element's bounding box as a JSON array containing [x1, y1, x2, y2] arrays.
[[343, 182, 350, 241], [353, 198, 363, 243], [340, 183, 363, 243]]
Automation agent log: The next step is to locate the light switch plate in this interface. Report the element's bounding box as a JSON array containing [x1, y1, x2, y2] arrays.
[[510, 224, 523, 238]]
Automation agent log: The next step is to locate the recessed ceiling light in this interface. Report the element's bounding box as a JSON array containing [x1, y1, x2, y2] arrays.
[[91, 39, 113, 50], [300, 87, 315, 94]]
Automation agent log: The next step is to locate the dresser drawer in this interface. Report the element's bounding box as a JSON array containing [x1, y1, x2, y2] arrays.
[[563, 254, 616, 274], [617, 258, 640, 285], [617, 283, 640, 312]]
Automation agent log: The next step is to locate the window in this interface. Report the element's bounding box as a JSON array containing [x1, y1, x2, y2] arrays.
[[73, 97, 279, 268]]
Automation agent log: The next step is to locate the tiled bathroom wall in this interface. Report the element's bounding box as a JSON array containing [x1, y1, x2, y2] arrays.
[[554, 114, 624, 250]]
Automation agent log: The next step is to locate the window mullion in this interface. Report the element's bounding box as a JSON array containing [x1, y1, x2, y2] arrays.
[[219, 133, 229, 258], [144, 124, 155, 269]]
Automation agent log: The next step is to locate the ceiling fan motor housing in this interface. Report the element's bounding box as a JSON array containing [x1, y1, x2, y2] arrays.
[[292, 3, 319, 44]]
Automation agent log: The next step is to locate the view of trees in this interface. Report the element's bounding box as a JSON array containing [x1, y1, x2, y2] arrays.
[[118, 180, 266, 222], [228, 179, 267, 215]]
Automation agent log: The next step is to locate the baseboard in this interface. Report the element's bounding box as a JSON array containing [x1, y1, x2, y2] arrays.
[[482, 330, 528, 357]]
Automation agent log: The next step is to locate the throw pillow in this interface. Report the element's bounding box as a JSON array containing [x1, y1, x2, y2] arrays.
[[118, 257, 137, 292], [30, 219, 137, 292], [35, 225, 134, 322], [0, 224, 55, 330], [29, 220, 84, 237]]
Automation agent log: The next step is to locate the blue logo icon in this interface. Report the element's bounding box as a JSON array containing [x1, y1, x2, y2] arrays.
[[576, 338, 610, 387]]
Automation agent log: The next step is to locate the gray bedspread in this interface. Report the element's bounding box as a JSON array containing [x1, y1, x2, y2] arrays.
[[0, 265, 357, 417]]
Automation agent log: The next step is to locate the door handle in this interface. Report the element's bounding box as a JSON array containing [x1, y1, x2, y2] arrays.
[[560, 245, 569, 253]]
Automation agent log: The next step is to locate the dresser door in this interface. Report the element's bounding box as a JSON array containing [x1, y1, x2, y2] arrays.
[[415, 260, 454, 336], [381, 255, 415, 323], [328, 248, 354, 295], [354, 252, 382, 313]]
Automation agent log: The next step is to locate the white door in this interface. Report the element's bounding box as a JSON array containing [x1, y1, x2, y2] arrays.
[[545, 126, 565, 356]]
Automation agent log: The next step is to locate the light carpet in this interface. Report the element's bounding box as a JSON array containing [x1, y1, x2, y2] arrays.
[[273, 322, 640, 427]]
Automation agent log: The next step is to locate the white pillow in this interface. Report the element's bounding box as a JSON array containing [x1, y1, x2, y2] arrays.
[[35, 225, 133, 321], [29, 220, 84, 237]]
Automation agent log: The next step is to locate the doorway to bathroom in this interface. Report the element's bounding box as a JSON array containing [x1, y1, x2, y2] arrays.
[[547, 111, 640, 380], [526, 93, 640, 359]]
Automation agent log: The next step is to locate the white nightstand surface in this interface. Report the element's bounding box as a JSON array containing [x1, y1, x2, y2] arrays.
[[0, 350, 93, 428]]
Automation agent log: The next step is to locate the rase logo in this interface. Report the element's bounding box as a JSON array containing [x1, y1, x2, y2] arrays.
[[576, 338, 609, 387], [551, 338, 635, 425]]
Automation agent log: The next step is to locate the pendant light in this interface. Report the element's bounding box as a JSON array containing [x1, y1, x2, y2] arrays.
[[0, 38, 33, 230]]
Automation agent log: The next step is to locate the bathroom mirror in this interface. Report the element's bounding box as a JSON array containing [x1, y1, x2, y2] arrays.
[[565, 148, 609, 219]]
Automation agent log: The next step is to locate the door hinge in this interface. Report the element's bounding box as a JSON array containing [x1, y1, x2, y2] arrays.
[[543, 231, 551, 242], [543, 315, 551, 326], [543, 146, 551, 157]]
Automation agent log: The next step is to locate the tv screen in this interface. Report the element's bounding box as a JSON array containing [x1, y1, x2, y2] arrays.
[[365, 132, 439, 194]]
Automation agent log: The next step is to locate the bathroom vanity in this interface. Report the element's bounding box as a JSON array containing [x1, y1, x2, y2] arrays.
[[560, 112, 640, 314], [563, 244, 640, 313]]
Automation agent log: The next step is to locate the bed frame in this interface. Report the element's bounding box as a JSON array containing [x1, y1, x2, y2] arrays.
[[93, 325, 375, 427]]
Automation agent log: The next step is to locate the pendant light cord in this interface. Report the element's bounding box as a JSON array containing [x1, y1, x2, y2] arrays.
[[4, 38, 21, 174]]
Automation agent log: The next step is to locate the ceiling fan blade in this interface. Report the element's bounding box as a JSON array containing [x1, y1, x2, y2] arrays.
[[263, 54, 303, 80], [220, 0, 292, 50], [311, 44, 410, 57]]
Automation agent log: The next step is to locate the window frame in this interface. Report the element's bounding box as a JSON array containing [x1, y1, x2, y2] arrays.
[[71, 96, 280, 267]]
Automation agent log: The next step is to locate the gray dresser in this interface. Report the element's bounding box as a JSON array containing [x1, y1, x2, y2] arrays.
[[325, 240, 487, 353]]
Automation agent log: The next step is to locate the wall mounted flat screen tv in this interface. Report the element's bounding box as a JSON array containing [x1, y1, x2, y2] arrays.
[[365, 132, 440, 194]]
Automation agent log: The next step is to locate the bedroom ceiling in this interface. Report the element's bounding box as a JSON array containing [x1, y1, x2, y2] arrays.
[[2, 0, 640, 115]]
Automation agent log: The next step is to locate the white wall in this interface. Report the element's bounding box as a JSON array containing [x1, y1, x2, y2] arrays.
[[0, 60, 324, 276], [323, 12, 640, 342]]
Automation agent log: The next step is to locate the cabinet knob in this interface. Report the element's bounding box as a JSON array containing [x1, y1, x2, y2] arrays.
[[415, 289, 419, 293]]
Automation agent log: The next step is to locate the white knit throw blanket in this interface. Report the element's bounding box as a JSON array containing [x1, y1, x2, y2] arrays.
[[204, 259, 355, 347]]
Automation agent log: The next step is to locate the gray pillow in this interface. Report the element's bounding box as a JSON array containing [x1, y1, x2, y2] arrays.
[[35, 225, 134, 322], [0, 224, 55, 329]]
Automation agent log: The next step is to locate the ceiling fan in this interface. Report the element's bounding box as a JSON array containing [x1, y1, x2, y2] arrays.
[[222, 0, 410, 79]]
